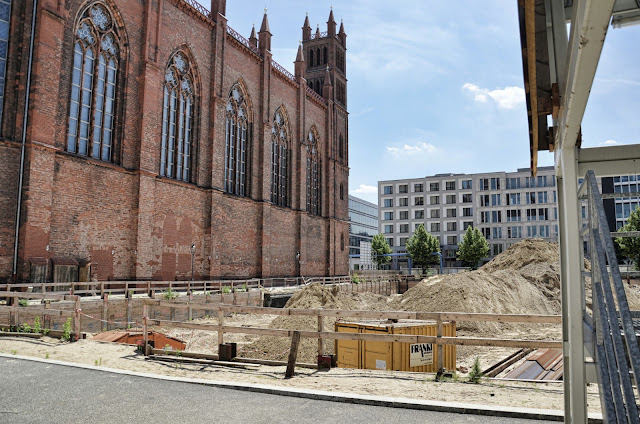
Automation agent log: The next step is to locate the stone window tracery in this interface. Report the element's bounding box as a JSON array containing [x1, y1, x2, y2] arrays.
[[66, 2, 121, 162], [225, 84, 250, 196], [160, 52, 196, 182], [270, 108, 289, 207], [306, 129, 321, 216]]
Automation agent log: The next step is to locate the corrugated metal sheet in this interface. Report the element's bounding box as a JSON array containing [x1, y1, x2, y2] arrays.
[[503, 348, 563, 380]]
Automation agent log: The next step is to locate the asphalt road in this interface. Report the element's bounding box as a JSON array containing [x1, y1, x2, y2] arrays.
[[0, 356, 557, 424]]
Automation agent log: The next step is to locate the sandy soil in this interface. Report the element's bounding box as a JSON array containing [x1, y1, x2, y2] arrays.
[[0, 335, 602, 413]]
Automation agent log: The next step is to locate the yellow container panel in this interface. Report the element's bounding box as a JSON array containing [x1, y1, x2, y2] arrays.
[[392, 322, 456, 373], [335, 323, 361, 369], [362, 326, 392, 371]]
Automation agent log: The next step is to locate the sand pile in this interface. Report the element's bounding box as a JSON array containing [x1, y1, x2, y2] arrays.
[[392, 239, 562, 334], [241, 283, 389, 363]]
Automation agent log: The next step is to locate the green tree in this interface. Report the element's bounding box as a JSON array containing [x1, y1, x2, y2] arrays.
[[405, 224, 440, 274], [457, 226, 489, 270], [616, 207, 640, 270], [371, 234, 392, 269]]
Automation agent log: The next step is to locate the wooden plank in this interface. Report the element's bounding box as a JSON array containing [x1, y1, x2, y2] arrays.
[[285, 331, 301, 378], [318, 315, 324, 357], [143, 304, 149, 356], [0, 291, 68, 301], [217, 310, 224, 346], [0, 331, 43, 338], [439, 312, 561, 324]]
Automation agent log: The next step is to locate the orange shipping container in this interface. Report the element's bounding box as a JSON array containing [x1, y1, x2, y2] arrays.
[[335, 320, 456, 373]]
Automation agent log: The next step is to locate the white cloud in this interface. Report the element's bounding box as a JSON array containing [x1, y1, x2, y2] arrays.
[[603, 139, 618, 145], [352, 184, 377, 195], [386, 142, 437, 155], [462, 83, 525, 109]]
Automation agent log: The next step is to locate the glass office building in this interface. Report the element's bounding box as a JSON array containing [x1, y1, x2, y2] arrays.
[[349, 195, 378, 270]]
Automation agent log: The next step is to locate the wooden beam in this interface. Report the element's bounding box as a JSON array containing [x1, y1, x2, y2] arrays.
[[285, 331, 301, 378], [525, 0, 539, 175]]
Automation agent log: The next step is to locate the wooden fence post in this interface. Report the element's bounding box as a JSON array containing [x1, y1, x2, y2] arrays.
[[437, 316, 444, 377], [143, 304, 149, 356], [188, 292, 193, 321], [74, 296, 81, 341], [317, 316, 324, 357], [285, 330, 301, 378], [102, 293, 109, 332], [100, 282, 104, 298], [217, 308, 224, 346], [232, 281, 236, 305], [126, 296, 132, 328]]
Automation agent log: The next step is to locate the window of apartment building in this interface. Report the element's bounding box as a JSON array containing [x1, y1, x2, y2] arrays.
[[383, 198, 393, 207], [508, 226, 522, 239], [526, 192, 536, 204], [386, 237, 394, 247], [491, 177, 501, 190], [445, 181, 456, 191], [463, 207, 473, 217], [462, 193, 472, 203], [481, 227, 491, 239], [480, 194, 490, 207], [430, 209, 440, 218], [492, 210, 502, 223], [493, 244, 503, 256], [399, 184, 408, 193], [479, 178, 489, 191], [415, 223, 422, 231], [537, 191, 548, 204], [414, 183, 423, 193], [507, 193, 521, 206], [399, 224, 409, 233], [383, 185, 393, 194], [446, 222, 457, 231], [415, 210, 424, 219], [461, 180, 472, 190], [384, 225, 393, 233], [527, 225, 538, 237], [526, 208, 537, 221], [415, 196, 424, 206], [539, 225, 550, 238], [447, 236, 457, 245], [430, 182, 440, 191], [492, 227, 502, 239], [399, 211, 409, 220], [446, 194, 456, 204], [553, 190, 557, 203], [431, 222, 441, 232], [430, 195, 440, 205], [446, 208, 457, 218], [399, 237, 408, 246], [444, 248, 457, 258], [525, 177, 536, 188], [537, 175, 548, 187], [582, 205, 586, 219], [554, 207, 558, 220], [506, 209, 521, 222], [538, 208, 549, 221], [399, 197, 408, 206], [481, 211, 490, 223], [463, 221, 473, 230], [384, 212, 393, 220], [506, 177, 521, 190], [491, 194, 501, 206]]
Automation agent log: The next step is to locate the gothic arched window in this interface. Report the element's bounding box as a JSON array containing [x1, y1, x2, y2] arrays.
[[309, 49, 314, 67], [306, 129, 320, 216], [338, 134, 344, 159], [160, 52, 196, 181], [316, 48, 321, 66], [67, 2, 122, 162], [323, 46, 328, 64], [225, 84, 250, 196], [270, 108, 289, 207]]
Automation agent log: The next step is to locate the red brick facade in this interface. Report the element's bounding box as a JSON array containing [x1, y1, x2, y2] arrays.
[[0, 0, 349, 282]]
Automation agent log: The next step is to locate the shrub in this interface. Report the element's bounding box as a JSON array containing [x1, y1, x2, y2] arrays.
[[18, 299, 28, 307], [468, 356, 484, 383], [62, 317, 72, 342], [351, 273, 360, 284], [163, 288, 178, 300], [222, 286, 231, 294]]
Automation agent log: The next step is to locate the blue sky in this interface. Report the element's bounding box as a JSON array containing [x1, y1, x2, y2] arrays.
[[197, 1, 640, 204]]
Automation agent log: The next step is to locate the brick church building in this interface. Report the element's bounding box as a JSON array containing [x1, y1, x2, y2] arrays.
[[0, 0, 349, 282]]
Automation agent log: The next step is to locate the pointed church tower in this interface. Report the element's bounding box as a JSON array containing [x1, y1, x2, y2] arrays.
[[258, 10, 271, 52], [249, 24, 258, 49], [302, 13, 311, 41], [294, 42, 305, 78], [338, 19, 347, 47], [322, 65, 333, 100], [327, 7, 337, 36]]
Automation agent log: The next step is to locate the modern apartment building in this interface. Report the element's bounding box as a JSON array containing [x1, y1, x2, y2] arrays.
[[601, 175, 640, 231], [348, 195, 378, 271], [378, 166, 559, 268]]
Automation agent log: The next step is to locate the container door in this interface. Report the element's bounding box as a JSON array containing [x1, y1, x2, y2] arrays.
[[335, 323, 360, 369], [362, 326, 391, 371]]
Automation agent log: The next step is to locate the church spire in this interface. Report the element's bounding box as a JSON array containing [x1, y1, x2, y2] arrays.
[[249, 24, 258, 48], [294, 42, 305, 78], [327, 7, 337, 36], [302, 12, 311, 41], [322, 65, 333, 100], [258, 9, 271, 52], [338, 18, 346, 46]]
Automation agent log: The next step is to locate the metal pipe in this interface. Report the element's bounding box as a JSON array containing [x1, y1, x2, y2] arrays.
[[12, 0, 38, 279]]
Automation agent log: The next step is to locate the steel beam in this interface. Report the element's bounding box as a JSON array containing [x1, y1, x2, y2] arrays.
[[554, 0, 615, 164], [577, 144, 640, 176]]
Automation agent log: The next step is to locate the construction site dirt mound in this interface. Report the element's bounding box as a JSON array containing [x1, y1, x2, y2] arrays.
[[481, 239, 559, 273], [241, 283, 390, 363]]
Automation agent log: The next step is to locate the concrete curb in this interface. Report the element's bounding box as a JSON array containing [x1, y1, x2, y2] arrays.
[[0, 353, 603, 423]]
